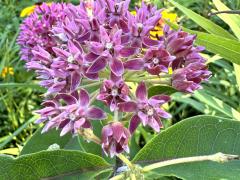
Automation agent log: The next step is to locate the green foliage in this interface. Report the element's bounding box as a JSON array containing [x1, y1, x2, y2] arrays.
[[0, 150, 111, 180], [148, 85, 177, 97], [133, 115, 240, 179], [20, 128, 72, 155]]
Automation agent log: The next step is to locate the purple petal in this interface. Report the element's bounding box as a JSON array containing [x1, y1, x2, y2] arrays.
[[148, 117, 160, 132], [74, 118, 86, 132], [70, 71, 81, 92], [52, 47, 71, 58], [119, 47, 139, 57], [138, 111, 148, 126], [110, 58, 124, 76], [87, 107, 106, 120], [87, 56, 107, 74], [149, 95, 171, 106], [156, 108, 172, 119], [60, 122, 73, 136], [143, 37, 160, 47], [100, 26, 110, 43], [56, 93, 77, 105], [90, 42, 104, 55], [124, 58, 144, 70], [129, 115, 141, 134], [118, 102, 137, 112], [136, 82, 147, 101], [102, 125, 113, 144], [113, 29, 122, 45], [79, 89, 90, 107], [85, 52, 99, 62]]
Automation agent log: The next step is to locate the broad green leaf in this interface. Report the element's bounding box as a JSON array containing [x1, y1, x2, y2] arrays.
[[20, 128, 72, 155], [133, 115, 240, 179], [165, 21, 240, 65], [148, 85, 177, 97], [168, 0, 234, 39], [20, 122, 112, 163], [194, 90, 240, 121], [0, 150, 111, 180]]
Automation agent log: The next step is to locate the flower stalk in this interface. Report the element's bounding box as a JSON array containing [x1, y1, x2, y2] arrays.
[[142, 152, 239, 172]]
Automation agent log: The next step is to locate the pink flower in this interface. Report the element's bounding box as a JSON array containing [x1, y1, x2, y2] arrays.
[[36, 89, 106, 136], [102, 122, 130, 157], [119, 82, 171, 133], [97, 73, 130, 112]]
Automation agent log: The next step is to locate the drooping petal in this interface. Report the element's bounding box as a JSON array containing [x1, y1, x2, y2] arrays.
[[136, 82, 147, 101], [60, 122, 73, 136], [138, 111, 148, 126], [74, 118, 86, 132], [129, 115, 141, 134], [148, 117, 160, 132]]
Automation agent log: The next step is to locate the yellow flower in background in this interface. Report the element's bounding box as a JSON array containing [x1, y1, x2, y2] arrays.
[[150, 10, 177, 39], [1, 67, 14, 78], [20, 3, 52, 17]]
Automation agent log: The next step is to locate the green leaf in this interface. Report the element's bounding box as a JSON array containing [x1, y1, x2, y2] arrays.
[[148, 85, 177, 97], [212, 0, 240, 92], [20, 128, 72, 155], [0, 150, 111, 180], [166, 21, 240, 65], [0, 116, 37, 150], [133, 115, 240, 179], [212, 0, 240, 39], [193, 90, 240, 121], [168, 0, 234, 39]]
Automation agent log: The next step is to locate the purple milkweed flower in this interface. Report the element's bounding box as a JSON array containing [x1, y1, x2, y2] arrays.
[[97, 73, 130, 112], [124, 47, 175, 74], [126, 3, 162, 48], [101, 122, 130, 157], [144, 48, 175, 75], [18, 3, 68, 61], [119, 82, 171, 133], [36, 89, 106, 136], [86, 26, 138, 76], [172, 62, 211, 93], [102, 0, 130, 31]]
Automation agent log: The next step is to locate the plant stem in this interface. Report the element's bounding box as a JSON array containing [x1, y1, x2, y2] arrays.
[[78, 81, 101, 89], [117, 154, 134, 169], [114, 109, 119, 122], [142, 152, 239, 172], [126, 79, 171, 85], [109, 174, 124, 180], [89, 90, 99, 104], [77, 129, 101, 144]]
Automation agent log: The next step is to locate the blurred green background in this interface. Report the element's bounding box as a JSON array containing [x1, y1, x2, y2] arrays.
[[0, 0, 239, 155]]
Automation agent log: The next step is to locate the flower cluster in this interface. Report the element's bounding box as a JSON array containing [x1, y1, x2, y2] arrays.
[[18, 1, 211, 157]]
